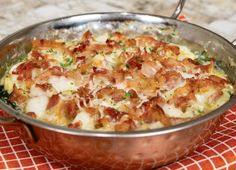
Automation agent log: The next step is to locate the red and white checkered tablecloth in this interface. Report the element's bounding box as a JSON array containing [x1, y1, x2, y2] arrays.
[[0, 104, 235, 170]]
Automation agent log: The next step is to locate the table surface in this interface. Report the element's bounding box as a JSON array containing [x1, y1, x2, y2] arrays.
[[0, 0, 236, 169]]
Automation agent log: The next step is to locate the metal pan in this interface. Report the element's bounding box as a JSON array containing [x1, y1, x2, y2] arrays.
[[0, 0, 236, 169]]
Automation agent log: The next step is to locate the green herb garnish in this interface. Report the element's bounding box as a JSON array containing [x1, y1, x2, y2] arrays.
[[60, 57, 73, 67], [125, 63, 130, 69], [195, 50, 210, 65], [0, 86, 20, 110]]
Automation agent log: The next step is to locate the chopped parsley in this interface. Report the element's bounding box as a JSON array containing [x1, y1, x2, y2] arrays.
[[122, 92, 131, 100], [60, 57, 73, 68], [125, 63, 130, 69], [195, 50, 210, 65]]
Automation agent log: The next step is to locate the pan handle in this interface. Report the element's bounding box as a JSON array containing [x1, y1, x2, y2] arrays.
[[171, 0, 186, 19], [0, 112, 36, 143]]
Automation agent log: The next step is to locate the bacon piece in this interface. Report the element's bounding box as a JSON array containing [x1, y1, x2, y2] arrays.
[[92, 67, 107, 74], [64, 100, 78, 119], [32, 39, 72, 56], [106, 39, 119, 48], [164, 45, 180, 55], [35, 83, 50, 91], [141, 96, 170, 126], [13, 61, 40, 81], [77, 86, 92, 98], [127, 89, 139, 104], [157, 70, 184, 90], [47, 94, 60, 109], [112, 69, 125, 83], [110, 32, 126, 42], [95, 117, 110, 129], [96, 87, 126, 102], [31, 50, 45, 60], [81, 30, 94, 42], [68, 121, 81, 129], [170, 82, 195, 111], [73, 40, 90, 53], [9, 86, 28, 104], [84, 107, 100, 116], [35, 66, 64, 83], [26, 112, 37, 118], [96, 87, 114, 98], [125, 38, 136, 47], [114, 119, 136, 132], [76, 56, 86, 64], [104, 107, 125, 121], [112, 89, 126, 102], [126, 56, 143, 70], [135, 35, 165, 48]]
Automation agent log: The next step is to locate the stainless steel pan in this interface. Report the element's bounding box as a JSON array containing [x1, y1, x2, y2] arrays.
[[1, 1, 236, 169]]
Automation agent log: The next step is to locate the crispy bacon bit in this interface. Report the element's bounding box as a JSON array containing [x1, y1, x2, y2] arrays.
[[95, 117, 110, 129], [128, 89, 139, 104], [114, 119, 136, 132], [64, 100, 78, 119], [76, 56, 86, 64], [26, 112, 37, 118], [47, 94, 60, 109], [13, 61, 40, 80], [9, 86, 28, 104], [170, 82, 195, 111], [92, 67, 107, 74], [104, 107, 125, 121], [96, 87, 113, 98], [96, 87, 126, 102], [127, 56, 143, 70], [106, 39, 118, 48], [135, 36, 166, 48], [165, 45, 180, 55], [31, 50, 45, 60], [68, 121, 81, 129], [81, 30, 94, 41], [125, 39, 136, 47], [35, 66, 64, 83], [84, 107, 100, 116], [112, 69, 125, 83], [110, 32, 125, 42], [141, 96, 169, 126], [73, 40, 90, 53], [35, 83, 50, 91], [77, 86, 92, 99], [112, 89, 126, 102]]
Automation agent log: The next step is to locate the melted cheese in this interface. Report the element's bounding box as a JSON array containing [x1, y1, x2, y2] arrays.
[[49, 76, 78, 92], [26, 95, 49, 117], [73, 111, 94, 130]]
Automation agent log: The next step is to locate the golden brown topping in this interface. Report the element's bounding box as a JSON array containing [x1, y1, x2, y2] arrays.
[[9, 86, 28, 104], [64, 100, 78, 119], [141, 96, 170, 126], [104, 107, 125, 121], [47, 94, 60, 109], [4, 30, 233, 131]]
